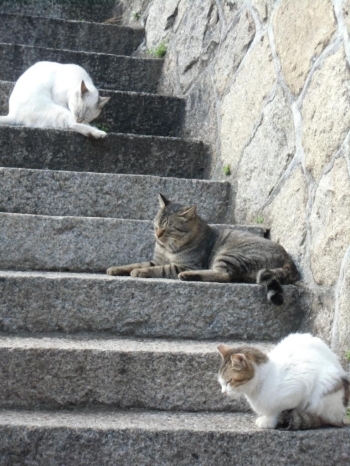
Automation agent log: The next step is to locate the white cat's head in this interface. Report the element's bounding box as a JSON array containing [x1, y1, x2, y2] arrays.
[[69, 80, 110, 124], [217, 344, 268, 395]]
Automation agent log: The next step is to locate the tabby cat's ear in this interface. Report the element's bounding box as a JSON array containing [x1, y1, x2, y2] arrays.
[[158, 193, 171, 208], [230, 354, 247, 370], [217, 344, 231, 360], [81, 80, 89, 96], [98, 96, 111, 109], [178, 205, 197, 219]]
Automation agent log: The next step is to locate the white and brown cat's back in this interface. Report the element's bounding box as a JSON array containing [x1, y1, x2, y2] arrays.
[[218, 333, 349, 430], [0, 61, 110, 138]]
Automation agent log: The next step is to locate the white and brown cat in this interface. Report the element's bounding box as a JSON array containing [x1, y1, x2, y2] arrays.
[[218, 333, 349, 430], [0, 61, 110, 138]]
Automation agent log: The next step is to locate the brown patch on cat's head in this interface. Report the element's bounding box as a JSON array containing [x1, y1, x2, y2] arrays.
[[218, 345, 268, 391]]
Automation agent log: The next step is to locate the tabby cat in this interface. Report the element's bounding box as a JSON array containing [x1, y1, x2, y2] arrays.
[[107, 194, 299, 305], [218, 333, 349, 430]]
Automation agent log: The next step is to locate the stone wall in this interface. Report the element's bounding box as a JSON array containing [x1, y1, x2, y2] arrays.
[[120, 0, 350, 358]]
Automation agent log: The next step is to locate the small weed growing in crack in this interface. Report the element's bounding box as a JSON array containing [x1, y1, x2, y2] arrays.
[[346, 350, 350, 361], [256, 215, 264, 224], [132, 11, 141, 21], [93, 123, 109, 132], [223, 165, 231, 176], [148, 41, 167, 59]]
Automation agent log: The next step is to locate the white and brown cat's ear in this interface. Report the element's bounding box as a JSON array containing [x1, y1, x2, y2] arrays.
[[81, 80, 89, 95], [158, 193, 171, 208], [179, 205, 197, 219], [230, 354, 247, 370], [217, 344, 231, 360], [98, 96, 111, 109]]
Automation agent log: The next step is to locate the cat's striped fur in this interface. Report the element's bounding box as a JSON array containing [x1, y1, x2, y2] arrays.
[[107, 194, 299, 305], [218, 334, 349, 430]]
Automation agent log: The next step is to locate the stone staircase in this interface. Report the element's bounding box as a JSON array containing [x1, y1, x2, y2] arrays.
[[0, 7, 348, 466]]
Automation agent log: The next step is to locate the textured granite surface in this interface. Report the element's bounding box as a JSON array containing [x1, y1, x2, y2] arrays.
[[0, 43, 162, 92], [0, 14, 144, 56], [0, 213, 265, 272], [0, 82, 184, 137], [0, 409, 349, 466], [0, 168, 230, 222], [0, 271, 307, 340], [0, 334, 268, 412], [0, 127, 209, 178]]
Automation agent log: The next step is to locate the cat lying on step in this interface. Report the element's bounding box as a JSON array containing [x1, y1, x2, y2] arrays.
[[107, 194, 299, 305], [0, 61, 110, 138], [218, 333, 350, 430]]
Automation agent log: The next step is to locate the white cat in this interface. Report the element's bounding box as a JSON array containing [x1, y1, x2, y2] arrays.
[[218, 333, 349, 430], [0, 61, 110, 138]]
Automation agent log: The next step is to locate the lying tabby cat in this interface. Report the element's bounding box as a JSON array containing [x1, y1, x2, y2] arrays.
[[107, 194, 299, 305]]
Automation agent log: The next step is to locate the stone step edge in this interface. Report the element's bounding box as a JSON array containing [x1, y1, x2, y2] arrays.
[[0, 12, 145, 31]]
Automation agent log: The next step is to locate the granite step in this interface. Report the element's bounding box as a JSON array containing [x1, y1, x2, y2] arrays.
[[0, 271, 306, 340], [0, 82, 184, 137], [0, 43, 162, 93], [0, 213, 264, 273], [0, 14, 144, 56], [0, 168, 229, 222], [0, 0, 116, 23], [0, 334, 267, 412], [0, 408, 348, 466], [0, 127, 209, 178]]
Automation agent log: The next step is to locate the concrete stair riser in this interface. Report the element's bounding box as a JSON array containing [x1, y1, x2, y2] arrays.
[[0, 168, 230, 222], [0, 335, 261, 412], [0, 272, 307, 340], [0, 213, 265, 272], [0, 43, 162, 93], [0, 127, 209, 178], [0, 82, 184, 137], [0, 1, 115, 22], [0, 14, 144, 56], [0, 410, 349, 466]]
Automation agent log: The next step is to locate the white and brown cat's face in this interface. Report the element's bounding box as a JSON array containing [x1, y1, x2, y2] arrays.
[[69, 80, 110, 124], [217, 344, 268, 395], [154, 194, 198, 248]]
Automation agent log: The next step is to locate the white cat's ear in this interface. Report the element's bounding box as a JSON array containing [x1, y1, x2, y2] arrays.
[[217, 344, 231, 360], [98, 96, 111, 109], [81, 80, 89, 96], [158, 193, 171, 208], [178, 205, 197, 219], [230, 354, 247, 370]]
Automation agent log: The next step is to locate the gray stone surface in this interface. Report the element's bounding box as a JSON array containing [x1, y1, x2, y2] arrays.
[[0, 127, 209, 179], [0, 42, 163, 93], [0, 271, 307, 340], [0, 213, 265, 272], [0, 14, 144, 56], [0, 0, 115, 22], [0, 334, 265, 411], [0, 81, 185, 137], [0, 168, 230, 222], [0, 409, 349, 466]]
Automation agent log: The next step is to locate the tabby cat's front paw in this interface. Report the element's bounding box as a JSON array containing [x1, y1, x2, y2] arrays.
[[178, 271, 202, 281], [130, 268, 152, 278]]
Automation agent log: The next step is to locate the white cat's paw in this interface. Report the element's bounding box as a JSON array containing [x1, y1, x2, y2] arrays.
[[87, 127, 107, 139], [255, 416, 277, 429]]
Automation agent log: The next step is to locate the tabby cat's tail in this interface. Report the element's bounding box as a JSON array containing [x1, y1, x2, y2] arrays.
[[257, 269, 284, 306], [277, 409, 345, 430]]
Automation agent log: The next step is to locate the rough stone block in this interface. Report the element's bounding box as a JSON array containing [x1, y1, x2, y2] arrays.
[[0, 127, 209, 179], [0, 168, 230, 222], [0, 43, 163, 93], [0, 271, 307, 340]]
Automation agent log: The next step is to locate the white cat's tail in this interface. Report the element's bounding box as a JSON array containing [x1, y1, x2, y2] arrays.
[[0, 115, 16, 126]]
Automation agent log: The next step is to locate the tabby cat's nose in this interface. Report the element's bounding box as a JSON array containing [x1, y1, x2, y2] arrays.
[[156, 228, 165, 238]]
